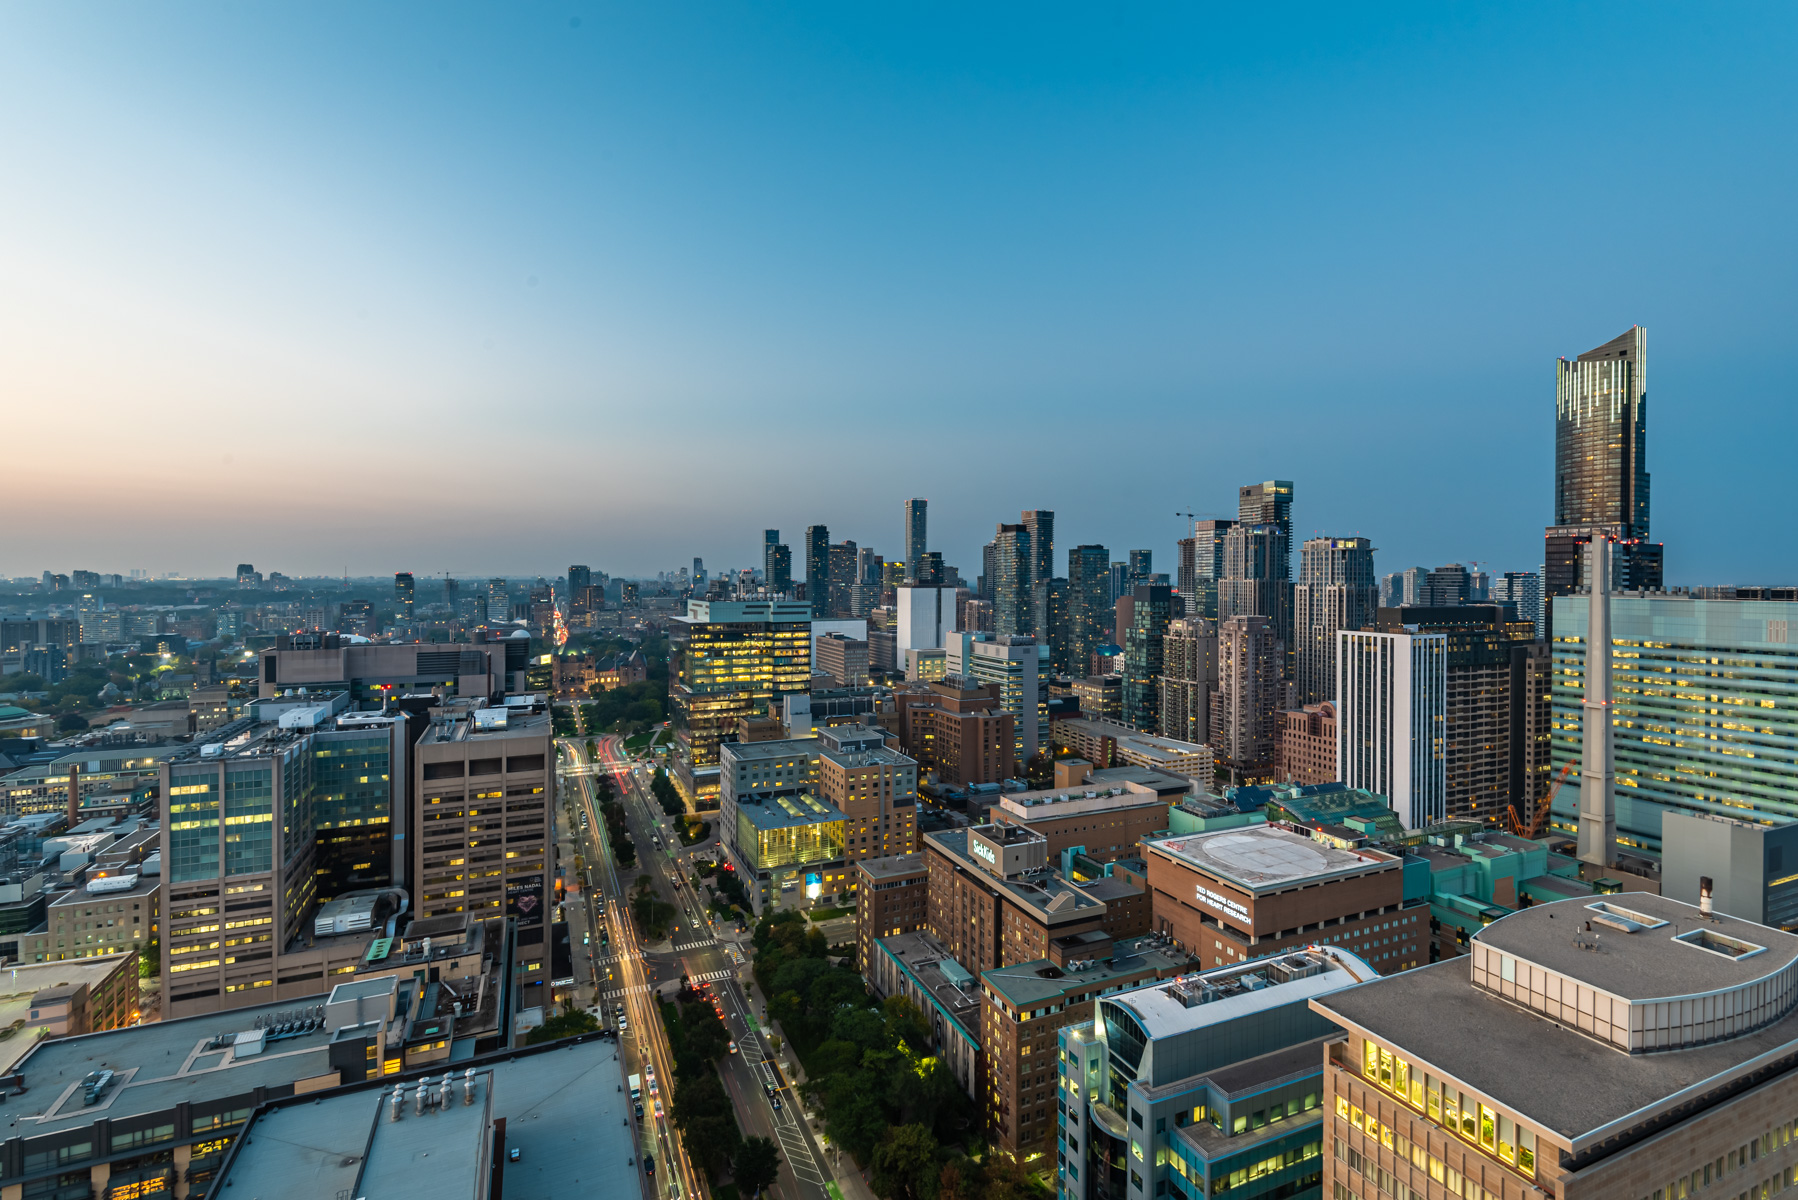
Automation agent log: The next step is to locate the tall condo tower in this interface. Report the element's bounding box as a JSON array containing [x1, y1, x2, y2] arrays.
[[903, 499, 928, 582]]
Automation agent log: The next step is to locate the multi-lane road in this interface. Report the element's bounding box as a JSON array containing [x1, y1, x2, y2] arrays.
[[558, 734, 840, 1200]]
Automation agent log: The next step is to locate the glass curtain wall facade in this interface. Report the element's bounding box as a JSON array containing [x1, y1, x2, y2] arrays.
[[1068, 545, 1112, 674], [993, 524, 1033, 638], [1549, 595, 1798, 855], [671, 601, 814, 799]]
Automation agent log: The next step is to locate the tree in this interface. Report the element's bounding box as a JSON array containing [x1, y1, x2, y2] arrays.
[[734, 1136, 781, 1199], [56, 712, 88, 732], [1024, 752, 1054, 789], [872, 1124, 940, 1200]]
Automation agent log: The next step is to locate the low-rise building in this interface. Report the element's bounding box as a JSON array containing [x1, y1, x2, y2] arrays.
[[1050, 716, 1214, 792], [867, 928, 983, 1097], [895, 678, 1016, 789], [735, 792, 849, 912], [0, 953, 141, 1073], [989, 762, 1185, 864], [817, 724, 919, 868], [1144, 824, 1426, 972], [816, 632, 872, 687], [1073, 675, 1124, 723], [1277, 700, 1336, 785], [923, 825, 1113, 978], [23, 872, 160, 964], [1057, 946, 1379, 1200]]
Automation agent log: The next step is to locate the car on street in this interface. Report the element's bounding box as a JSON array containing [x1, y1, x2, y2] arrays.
[[728, 1040, 737, 1054], [644, 1156, 655, 1175], [772, 1095, 782, 1110]]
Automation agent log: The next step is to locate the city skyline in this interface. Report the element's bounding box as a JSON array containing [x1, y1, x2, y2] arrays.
[[3, 5, 1796, 581]]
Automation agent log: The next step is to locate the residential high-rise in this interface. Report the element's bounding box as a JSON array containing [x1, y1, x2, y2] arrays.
[[1108, 561, 1129, 606], [1177, 519, 1233, 620], [567, 564, 591, 602], [1379, 565, 1430, 608], [1294, 536, 1377, 706], [1213, 614, 1282, 781], [1237, 480, 1294, 578], [1158, 616, 1216, 745], [1031, 577, 1070, 675], [1508, 640, 1554, 832], [669, 598, 813, 802], [1545, 326, 1662, 618], [1022, 510, 1054, 590], [980, 539, 998, 602], [903, 498, 928, 582], [827, 540, 859, 617], [1336, 625, 1447, 829], [990, 523, 1032, 637], [394, 572, 415, 619], [805, 524, 830, 617], [914, 551, 943, 589], [1066, 544, 1111, 672], [1491, 570, 1543, 638], [692, 557, 706, 589], [1128, 549, 1153, 586], [1121, 584, 1175, 731], [764, 531, 792, 593], [485, 578, 508, 624], [1220, 523, 1293, 679]]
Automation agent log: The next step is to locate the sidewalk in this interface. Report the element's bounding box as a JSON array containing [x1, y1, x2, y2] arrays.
[[740, 968, 883, 1200]]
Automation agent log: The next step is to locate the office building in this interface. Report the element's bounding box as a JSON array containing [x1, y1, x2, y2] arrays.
[[478, 578, 503, 625], [806, 524, 831, 617], [1314, 893, 1798, 1200], [567, 564, 591, 598], [1158, 617, 1216, 747], [905, 498, 929, 582], [1109, 562, 1130, 607], [1220, 524, 1294, 681], [992, 759, 1190, 862], [1294, 536, 1376, 706], [1073, 674, 1123, 723], [762, 532, 792, 593], [993, 523, 1034, 637], [312, 711, 409, 903], [1237, 480, 1294, 575], [816, 631, 871, 687], [1660, 811, 1798, 929], [411, 697, 555, 1012], [1144, 823, 1425, 970], [1057, 947, 1379, 1200], [735, 790, 849, 912], [1278, 701, 1337, 786], [1490, 570, 1542, 638], [1178, 519, 1234, 621], [1418, 563, 1472, 607], [1336, 627, 1447, 829], [897, 585, 953, 668], [894, 678, 1017, 788], [1068, 544, 1112, 672], [1035, 577, 1072, 676], [669, 598, 813, 802], [258, 633, 519, 701], [393, 572, 415, 619], [1050, 717, 1213, 790], [945, 631, 1041, 764], [1121, 585, 1175, 733], [1549, 593, 1798, 855], [0, 617, 80, 654], [826, 540, 859, 617], [719, 735, 820, 880], [817, 724, 919, 867], [1379, 566, 1430, 609], [1212, 615, 1283, 782], [1544, 326, 1662, 619]]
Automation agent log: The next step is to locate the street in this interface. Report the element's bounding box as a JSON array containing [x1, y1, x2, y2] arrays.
[[557, 735, 842, 1200]]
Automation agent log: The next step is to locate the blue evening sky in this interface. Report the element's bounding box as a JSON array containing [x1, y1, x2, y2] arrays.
[[2, 4, 1793, 583]]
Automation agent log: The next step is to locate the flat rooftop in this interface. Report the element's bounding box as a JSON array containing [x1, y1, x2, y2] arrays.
[[1148, 825, 1397, 893], [1105, 947, 1377, 1040], [876, 930, 982, 1041], [1313, 955, 1798, 1147], [857, 852, 926, 881], [418, 703, 551, 745], [0, 955, 137, 1074], [216, 1035, 635, 1199], [1477, 893, 1798, 1002], [721, 737, 819, 764], [50, 876, 160, 908], [982, 934, 1188, 1009], [0, 993, 336, 1137], [926, 829, 1104, 921]]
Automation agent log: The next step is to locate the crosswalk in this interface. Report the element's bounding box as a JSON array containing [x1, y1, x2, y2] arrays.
[[594, 967, 736, 1002], [688, 967, 736, 985], [672, 937, 718, 952]]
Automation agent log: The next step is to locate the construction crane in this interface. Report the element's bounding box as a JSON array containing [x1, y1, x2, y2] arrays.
[[1505, 760, 1575, 840]]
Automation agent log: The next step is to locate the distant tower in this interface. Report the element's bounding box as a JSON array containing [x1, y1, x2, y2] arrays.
[[1293, 537, 1376, 706], [903, 500, 928, 583], [394, 572, 415, 619], [805, 525, 831, 617], [1237, 481, 1294, 580]]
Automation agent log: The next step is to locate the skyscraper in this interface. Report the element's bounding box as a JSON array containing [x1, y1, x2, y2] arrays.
[[903, 499, 928, 582], [991, 523, 1032, 637], [1337, 625, 1448, 829], [485, 578, 508, 624], [1220, 523, 1293, 678], [1491, 570, 1543, 637], [1237, 480, 1294, 579], [693, 557, 706, 589], [1032, 577, 1070, 675], [1545, 327, 1661, 613], [1213, 614, 1282, 781], [1122, 584, 1175, 732], [828, 540, 859, 617], [1293, 537, 1376, 706], [1067, 544, 1111, 672], [805, 524, 831, 617], [764, 531, 792, 593], [394, 572, 415, 619], [1127, 549, 1153, 586], [670, 598, 814, 801], [568, 564, 591, 596], [1159, 616, 1216, 745], [1419, 563, 1472, 606], [1177, 519, 1233, 620], [1022, 510, 1055, 590]]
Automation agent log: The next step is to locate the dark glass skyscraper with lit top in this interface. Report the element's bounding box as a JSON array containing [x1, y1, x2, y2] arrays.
[[1544, 327, 1662, 610]]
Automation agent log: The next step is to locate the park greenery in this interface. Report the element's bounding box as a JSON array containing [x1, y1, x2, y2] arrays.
[[592, 771, 637, 869], [660, 984, 782, 1194], [526, 999, 601, 1045], [579, 680, 666, 736], [630, 873, 678, 939], [651, 766, 685, 817]]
